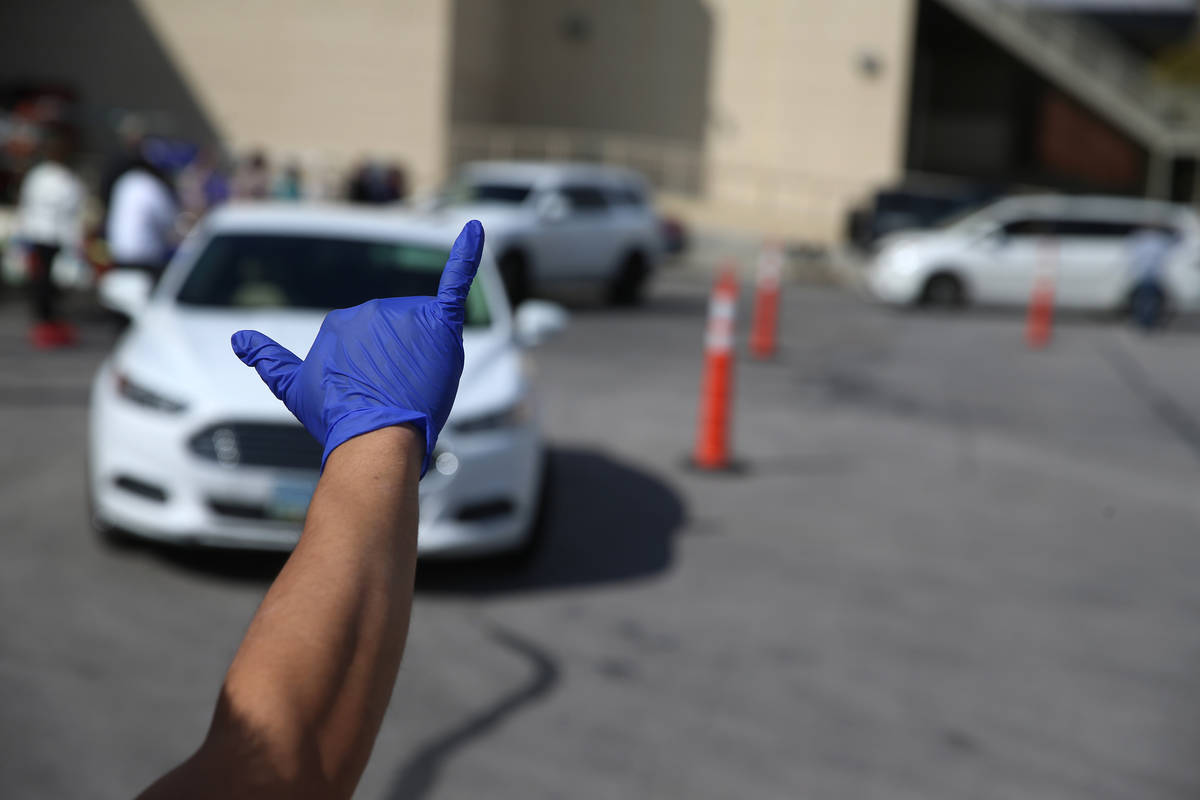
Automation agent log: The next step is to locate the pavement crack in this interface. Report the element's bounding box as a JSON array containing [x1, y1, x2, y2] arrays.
[[1097, 339, 1200, 466], [386, 623, 561, 800]]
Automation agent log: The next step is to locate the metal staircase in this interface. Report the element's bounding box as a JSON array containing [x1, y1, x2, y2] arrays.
[[937, 0, 1200, 196]]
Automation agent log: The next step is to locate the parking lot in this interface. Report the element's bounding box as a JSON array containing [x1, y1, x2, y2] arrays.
[[4, 268, 1200, 799]]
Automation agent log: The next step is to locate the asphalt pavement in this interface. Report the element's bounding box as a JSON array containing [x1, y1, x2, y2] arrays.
[[3, 272, 1200, 799]]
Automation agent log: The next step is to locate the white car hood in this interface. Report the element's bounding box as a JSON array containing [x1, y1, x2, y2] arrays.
[[115, 305, 521, 423]]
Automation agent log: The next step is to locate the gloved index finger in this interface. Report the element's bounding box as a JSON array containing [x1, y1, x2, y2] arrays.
[[437, 220, 485, 326]]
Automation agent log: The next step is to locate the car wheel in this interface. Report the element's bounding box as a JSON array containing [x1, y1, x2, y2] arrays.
[[607, 252, 649, 306], [498, 251, 530, 308], [921, 273, 965, 309]]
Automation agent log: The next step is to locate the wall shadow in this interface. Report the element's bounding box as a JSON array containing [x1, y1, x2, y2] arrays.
[[416, 447, 685, 596], [0, 0, 220, 157], [450, 0, 714, 192]]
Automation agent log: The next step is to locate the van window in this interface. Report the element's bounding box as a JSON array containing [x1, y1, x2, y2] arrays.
[[560, 185, 610, 212], [1053, 220, 1140, 238], [1001, 219, 1054, 237], [1002, 219, 1158, 238]]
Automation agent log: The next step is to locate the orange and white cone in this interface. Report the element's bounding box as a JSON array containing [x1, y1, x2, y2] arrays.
[[693, 266, 740, 470], [1026, 237, 1056, 349], [750, 244, 783, 360]]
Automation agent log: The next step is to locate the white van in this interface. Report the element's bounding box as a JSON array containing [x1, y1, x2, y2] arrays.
[[867, 195, 1200, 312]]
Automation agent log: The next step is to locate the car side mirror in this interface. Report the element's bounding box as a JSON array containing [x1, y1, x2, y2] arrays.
[[981, 229, 1006, 249], [536, 193, 569, 223], [514, 300, 568, 347], [98, 269, 153, 318]]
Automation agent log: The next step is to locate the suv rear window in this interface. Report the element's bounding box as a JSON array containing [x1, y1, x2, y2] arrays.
[[465, 183, 531, 204], [560, 185, 609, 212], [611, 187, 646, 206]]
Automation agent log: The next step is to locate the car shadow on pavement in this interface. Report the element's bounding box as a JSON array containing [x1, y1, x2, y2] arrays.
[[415, 446, 686, 596], [146, 543, 289, 585], [894, 302, 1200, 334], [139, 446, 685, 591], [533, 283, 709, 317]]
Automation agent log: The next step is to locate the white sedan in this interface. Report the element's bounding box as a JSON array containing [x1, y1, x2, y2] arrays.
[[88, 204, 566, 558]]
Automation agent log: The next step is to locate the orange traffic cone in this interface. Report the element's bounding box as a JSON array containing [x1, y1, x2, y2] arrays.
[[750, 244, 783, 360], [1026, 275, 1054, 349], [693, 266, 740, 470]]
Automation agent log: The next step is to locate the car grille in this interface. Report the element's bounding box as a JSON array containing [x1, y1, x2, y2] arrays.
[[189, 422, 322, 470]]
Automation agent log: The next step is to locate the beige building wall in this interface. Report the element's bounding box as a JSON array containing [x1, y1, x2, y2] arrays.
[[7, 0, 913, 241], [452, 0, 712, 145], [448, 0, 712, 193], [448, 0, 914, 244], [135, 0, 453, 192], [702, 0, 916, 241]]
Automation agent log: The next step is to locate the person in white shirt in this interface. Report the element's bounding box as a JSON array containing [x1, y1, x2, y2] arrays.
[[16, 129, 85, 348], [106, 164, 179, 276]]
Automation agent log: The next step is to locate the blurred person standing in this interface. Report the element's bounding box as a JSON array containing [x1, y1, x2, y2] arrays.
[[385, 162, 407, 203], [177, 146, 230, 219], [1127, 225, 1176, 331], [106, 151, 180, 280], [15, 127, 85, 349], [346, 159, 375, 203], [346, 159, 403, 204], [99, 114, 145, 214], [232, 150, 271, 200], [271, 160, 304, 200]]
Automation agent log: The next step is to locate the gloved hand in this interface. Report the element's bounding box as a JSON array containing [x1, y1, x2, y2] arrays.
[[230, 220, 484, 475]]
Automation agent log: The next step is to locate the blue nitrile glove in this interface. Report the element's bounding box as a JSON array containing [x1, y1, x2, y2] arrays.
[[230, 220, 484, 475]]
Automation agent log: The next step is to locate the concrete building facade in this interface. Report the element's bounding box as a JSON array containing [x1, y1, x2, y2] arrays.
[[3, 0, 919, 242], [5, 0, 1194, 243], [446, 0, 916, 242]]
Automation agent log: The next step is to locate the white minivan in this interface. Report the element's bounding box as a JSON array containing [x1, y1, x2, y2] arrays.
[[867, 195, 1200, 312]]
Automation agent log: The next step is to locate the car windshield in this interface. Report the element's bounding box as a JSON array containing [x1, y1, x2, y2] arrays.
[[175, 233, 491, 326], [452, 181, 532, 205], [932, 202, 989, 230]]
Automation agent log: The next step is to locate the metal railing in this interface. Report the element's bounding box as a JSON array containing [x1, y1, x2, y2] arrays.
[[943, 0, 1200, 152]]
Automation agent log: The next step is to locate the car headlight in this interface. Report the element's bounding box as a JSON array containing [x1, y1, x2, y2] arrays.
[[453, 395, 533, 434], [880, 245, 922, 275], [115, 372, 188, 413]]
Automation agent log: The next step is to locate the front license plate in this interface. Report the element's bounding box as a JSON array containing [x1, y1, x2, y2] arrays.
[[268, 477, 318, 522]]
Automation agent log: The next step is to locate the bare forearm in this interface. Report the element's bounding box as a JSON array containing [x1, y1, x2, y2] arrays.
[[140, 427, 422, 798], [139, 221, 484, 800], [224, 426, 420, 773]]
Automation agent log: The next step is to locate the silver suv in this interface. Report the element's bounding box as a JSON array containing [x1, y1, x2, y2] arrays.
[[439, 161, 663, 305]]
